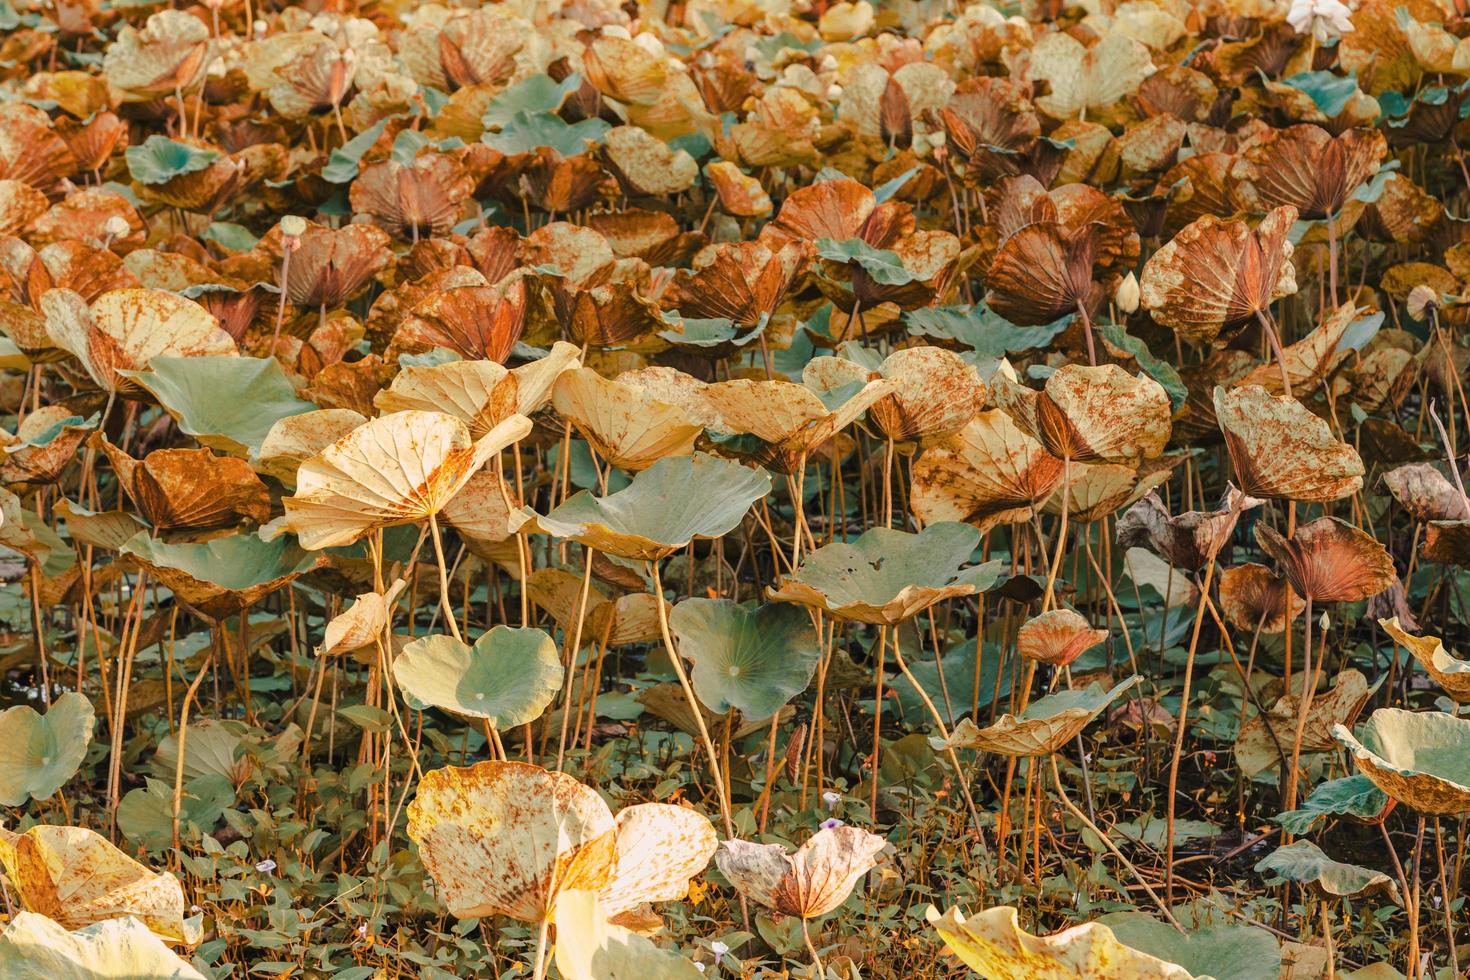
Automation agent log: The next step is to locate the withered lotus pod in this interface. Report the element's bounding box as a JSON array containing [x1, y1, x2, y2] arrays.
[[1140, 206, 1298, 346], [667, 240, 812, 328], [280, 223, 393, 309], [350, 154, 475, 241], [1116, 484, 1258, 572], [1218, 562, 1302, 634], [1230, 125, 1387, 219], [392, 274, 530, 363], [96, 435, 270, 532], [1255, 517, 1397, 604], [992, 364, 1171, 465], [1017, 608, 1107, 666], [1213, 386, 1363, 502], [40, 287, 236, 397], [911, 410, 1065, 532]]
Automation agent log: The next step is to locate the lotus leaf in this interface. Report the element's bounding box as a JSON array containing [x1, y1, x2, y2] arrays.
[[1255, 840, 1401, 903], [1335, 708, 1470, 814], [669, 599, 820, 718], [119, 355, 315, 456], [938, 677, 1140, 757], [0, 912, 205, 979], [0, 690, 93, 805], [393, 626, 562, 727]]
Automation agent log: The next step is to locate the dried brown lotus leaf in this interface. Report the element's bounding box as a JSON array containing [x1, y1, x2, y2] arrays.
[[701, 377, 895, 459], [1214, 386, 1363, 502], [392, 274, 531, 363], [320, 580, 408, 657], [706, 161, 772, 217], [1254, 517, 1396, 604], [552, 368, 703, 472], [1017, 609, 1106, 667], [1381, 463, 1470, 522], [602, 126, 697, 196], [1230, 125, 1386, 220], [583, 35, 670, 106], [350, 154, 474, 241], [254, 409, 369, 486], [1235, 670, 1376, 776], [1043, 461, 1171, 524], [1233, 303, 1367, 395], [939, 677, 1139, 757], [715, 825, 885, 918], [669, 240, 811, 328], [283, 223, 393, 308], [911, 410, 1064, 532], [99, 437, 271, 532], [1424, 520, 1470, 565], [0, 180, 48, 238], [993, 364, 1170, 465], [1027, 32, 1155, 122]]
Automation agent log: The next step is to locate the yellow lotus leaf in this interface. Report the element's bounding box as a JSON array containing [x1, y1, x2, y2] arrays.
[[406, 760, 716, 923], [0, 911, 205, 979], [320, 579, 408, 657], [807, 346, 986, 443], [926, 905, 1197, 979], [938, 677, 1139, 757], [41, 288, 236, 397], [1214, 386, 1364, 502], [911, 410, 1064, 532], [527, 567, 666, 648], [818, 1, 874, 41], [552, 367, 704, 472], [706, 161, 773, 217], [993, 364, 1171, 465], [583, 35, 670, 106], [1027, 31, 1155, 121], [1233, 303, 1370, 395], [1042, 460, 1173, 523], [603, 126, 698, 197], [715, 825, 886, 918], [1380, 617, 1470, 702], [269, 410, 532, 550], [1236, 670, 1376, 776], [553, 889, 703, 980], [253, 409, 369, 486], [701, 377, 895, 459], [0, 825, 195, 945], [101, 9, 210, 100]]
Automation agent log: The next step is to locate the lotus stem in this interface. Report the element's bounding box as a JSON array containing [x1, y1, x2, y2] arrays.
[[554, 549, 596, 772], [427, 513, 463, 644], [870, 625, 888, 818], [1254, 308, 1293, 398], [649, 561, 735, 838], [1075, 299, 1096, 366], [1283, 595, 1317, 813], [801, 917, 824, 978], [172, 648, 215, 851], [1041, 456, 1071, 612]]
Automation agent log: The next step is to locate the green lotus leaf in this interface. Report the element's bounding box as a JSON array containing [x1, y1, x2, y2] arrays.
[[1334, 708, 1470, 815], [119, 356, 316, 457], [482, 73, 582, 131], [538, 453, 772, 561], [0, 691, 94, 806], [121, 531, 321, 620], [767, 522, 1001, 625], [124, 135, 219, 186], [1255, 840, 1402, 904], [1099, 912, 1281, 980], [814, 237, 918, 285], [669, 599, 820, 718], [118, 774, 233, 853], [0, 911, 205, 979], [905, 304, 1070, 358], [483, 111, 609, 156], [1275, 774, 1389, 836], [937, 677, 1140, 757], [393, 626, 562, 727]]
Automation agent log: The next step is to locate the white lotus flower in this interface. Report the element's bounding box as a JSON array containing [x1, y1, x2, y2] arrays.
[[1287, 0, 1354, 43]]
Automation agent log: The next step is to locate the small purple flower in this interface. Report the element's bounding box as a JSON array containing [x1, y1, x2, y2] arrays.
[[821, 791, 841, 811], [255, 859, 277, 874], [820, 817, 844, 830], [710, 941, 729, 966]]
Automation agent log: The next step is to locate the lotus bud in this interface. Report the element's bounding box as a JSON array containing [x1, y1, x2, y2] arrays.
[[822, 790, 841, 810], [253, 19, 268, 37], [280, 215, 307, 241], [1407, 283, 1439, 319], [820, 54, 839, 72], [1319, 611, 1330, 631], [103, 216, 130, 241], [601, 24, 631, 38], [1115, 271, 1140, 314], [826, 83, 844, 99]]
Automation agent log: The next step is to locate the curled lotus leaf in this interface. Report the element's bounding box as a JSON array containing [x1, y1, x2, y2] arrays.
[[1214, 386, 1363, 502], [393, 626, 562, 727], [700, 376, 896, 462], [925, 904, 1198, 979], [766, 522, 1001, 625], [910, 410, 1065, 533], [537, 452, 771, 561], [992, 363, 1171, 465], [120, 530, 321, 621], [253, 409, 369, 486], [0, 912, 204, 979], [1235, 670, 1378, 777], [0, 690, 93, 806], [551, 367, 704, 472], [716, 824, 887, 919], [0, 825, 195, 945], [119, 355, 315, 457], [1255, 840, 1402, 904], [1254, 517, 1396, 604], [1380, 617, 1470, 701], [937, 677, 1140, 757], [320, 580, 407, 657], [805, 344, 987, 443], [1334, 708, 1470, 815], [268, 411, 533, 550], [669, 598, 821, 718], [406, 760, 715, 923], [375, 343, 581, 438], [1016, 608, 1107, 667]]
